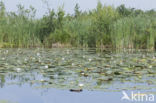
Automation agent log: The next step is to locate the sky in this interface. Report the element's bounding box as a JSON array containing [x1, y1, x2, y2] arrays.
[[2, 0, 156, 18]]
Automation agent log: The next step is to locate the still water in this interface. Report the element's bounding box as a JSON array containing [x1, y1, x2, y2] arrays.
[[0, 48, 155, 103]]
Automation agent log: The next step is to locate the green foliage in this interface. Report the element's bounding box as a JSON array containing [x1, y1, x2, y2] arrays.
[[38, 10, 56, 43], [89, 1, 119, 47], [111, 15, 156, 49], [56, 7, 65, 30], [0, 3, 40, 47], [117, 4, 132, 16], [0, 1, 156, 49], [74, 3, 81, 18]]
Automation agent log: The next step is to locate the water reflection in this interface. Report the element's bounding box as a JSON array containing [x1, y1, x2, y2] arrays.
[[0, 84, 154, 103]]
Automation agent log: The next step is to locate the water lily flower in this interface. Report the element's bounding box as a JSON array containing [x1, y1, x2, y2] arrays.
[[2, 58, 5, 60], [37, 53, 40, 56], [81, 72, 85, 75], [45, 65, 48, 69], [88, 59, 92, 62], [38, 58, 41, 62], [40, 79, 45, 82], [24, 58, 28, 61], [79, 83, 84, 87], [149, 65, 152, 68], [72, 63, 75, 66], [62, 58, 65, 60], [16, 68, 21, 72]]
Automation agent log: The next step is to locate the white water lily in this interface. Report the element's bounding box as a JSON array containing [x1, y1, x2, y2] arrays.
[[79, 83, 84, 87], [40, 79, 45, 82], [45, 65, 48, 69], [37, 53, 40, 56], [72, 63, 75, 66], [81, 72, 85, 75], [24, 58, 28, 61], [16, 68, 21, 72], [38, 58, 41, 62], [149, 65, 152, 68], [2, 57, 5, 60], [88, 58, 92, 61], [62, 58, 65, 60]]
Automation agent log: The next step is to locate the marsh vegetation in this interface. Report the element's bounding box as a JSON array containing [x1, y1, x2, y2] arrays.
[[0, 1, 156, 49]]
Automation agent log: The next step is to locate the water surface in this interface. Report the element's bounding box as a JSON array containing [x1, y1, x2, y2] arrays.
[[0, 48, 156, 103]]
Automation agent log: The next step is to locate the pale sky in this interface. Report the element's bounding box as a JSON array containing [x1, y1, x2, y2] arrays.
[[2, 0, 156, 18]]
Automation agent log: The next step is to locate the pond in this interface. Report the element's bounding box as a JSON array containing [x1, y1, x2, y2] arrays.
[[0, 48, 156, 103]]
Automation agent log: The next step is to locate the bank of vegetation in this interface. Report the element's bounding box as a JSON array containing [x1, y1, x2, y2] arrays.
[[0, 1, 156, 49]]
